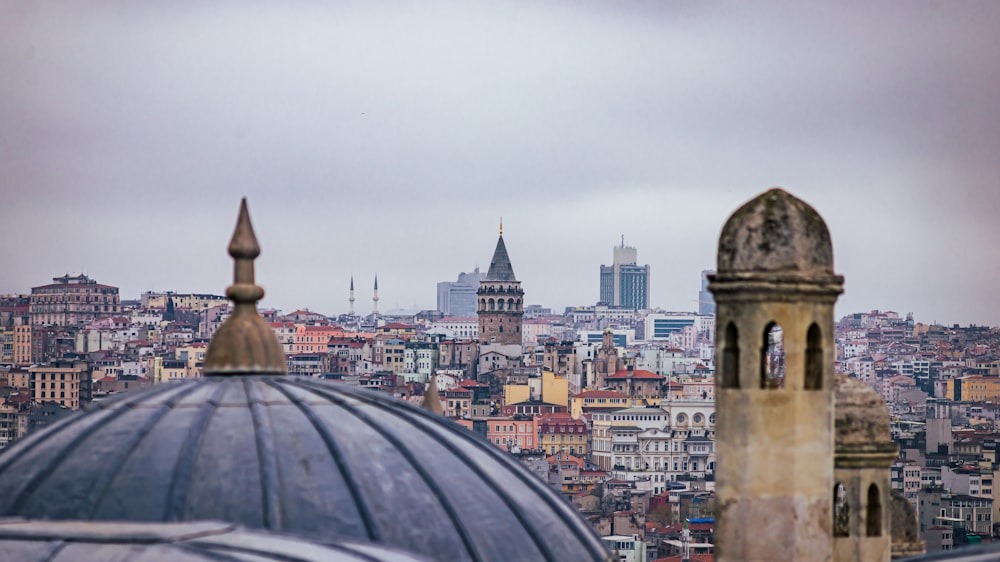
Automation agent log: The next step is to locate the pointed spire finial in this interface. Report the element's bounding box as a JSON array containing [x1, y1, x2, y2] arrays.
[[422, 375, 444, 415], [500, 217, 503, 236], [203, 198, 287, 376]]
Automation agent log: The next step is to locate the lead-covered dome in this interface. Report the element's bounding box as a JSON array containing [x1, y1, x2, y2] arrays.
[[0, 373, 610, 562], [717, 188, 835, 275], [0, 519, 431, 562]]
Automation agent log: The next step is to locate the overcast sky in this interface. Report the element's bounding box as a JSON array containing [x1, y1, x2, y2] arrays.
[[2, 1, 998, 325]]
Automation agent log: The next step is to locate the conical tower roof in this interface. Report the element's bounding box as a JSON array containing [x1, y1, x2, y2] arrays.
[[485, 235, 516, 282]]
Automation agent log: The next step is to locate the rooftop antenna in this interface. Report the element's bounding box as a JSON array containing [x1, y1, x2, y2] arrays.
[[621, 234, 625, 248]]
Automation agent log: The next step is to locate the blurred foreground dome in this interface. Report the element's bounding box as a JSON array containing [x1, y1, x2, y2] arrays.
[[0, 200, 611, 562], [0, 519, 431, 562]]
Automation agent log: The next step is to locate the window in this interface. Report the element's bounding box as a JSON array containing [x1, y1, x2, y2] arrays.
[[805, 323, 823, 390], [761, 322, 785, 389], [834, 483, 849, 537], [867, 484, 882, 537], [722, 322, 740, 388]]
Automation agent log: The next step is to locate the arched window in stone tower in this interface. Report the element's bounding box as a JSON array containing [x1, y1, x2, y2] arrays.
[[833, 482, 849, 537], [805, 323, 823, 390], [722, 322, 739, 389], [507, 298, 514, 310], [489, 299, 495, 311], [497, 299, 504, 311], [760, 322, 785, 389], [866, 483, 882, 537]]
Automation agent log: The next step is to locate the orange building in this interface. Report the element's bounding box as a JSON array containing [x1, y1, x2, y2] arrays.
[[293, 325, 345, 354], [486, 416, 538, 451]]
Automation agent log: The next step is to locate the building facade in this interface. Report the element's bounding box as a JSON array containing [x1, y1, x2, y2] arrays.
[[599, 243, 649, 311], [29, 361, 90, 410], [437, 268, 485, 317], [29, 275, 121, 327]]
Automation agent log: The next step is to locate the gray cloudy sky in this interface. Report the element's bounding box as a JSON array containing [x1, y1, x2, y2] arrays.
[[2, 1, 998, 325]]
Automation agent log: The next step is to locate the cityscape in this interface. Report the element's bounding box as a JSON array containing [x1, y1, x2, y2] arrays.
[[1, 217, 997, 559], [3, 3, 999, 561]]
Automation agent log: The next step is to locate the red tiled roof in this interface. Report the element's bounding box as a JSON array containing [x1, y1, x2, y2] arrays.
[[457, 379, 488, 388], [607, 369, 663, 380]]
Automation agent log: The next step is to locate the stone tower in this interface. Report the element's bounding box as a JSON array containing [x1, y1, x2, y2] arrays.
[[372, 275, 379, 315], [477, 224, 524, 345], [594, 327, 624, 389], [833, 375, 898, 562], [708, 188, 844, 562]]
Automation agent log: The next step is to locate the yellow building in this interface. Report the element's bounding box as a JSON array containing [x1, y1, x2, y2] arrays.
[[2, 367, 30, 389], [376, 339, 407, 375], [13, 324, 32, 365], [174, 343, 209, 376], [504, 384, 530, 407], [538, 414, 589, 456], [569, 389, 630, 419], [541, 371, 568, 407], [946, 376, 1000, 402], [29, 362, 88, 410], [504, 371, 569, 409], [142, 292, 227, 311]]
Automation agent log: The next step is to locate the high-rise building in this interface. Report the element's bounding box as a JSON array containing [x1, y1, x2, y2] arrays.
[[599, 242, 649, 310], [477, 227, 524, 345], [29, 274, 121, 327], [437, 268, 485, 317], [699, 269, 716, 315]]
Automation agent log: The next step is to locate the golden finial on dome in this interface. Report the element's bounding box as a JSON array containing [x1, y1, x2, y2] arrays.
[[203, 198, 287, 376], [499, 217, 503, 236]]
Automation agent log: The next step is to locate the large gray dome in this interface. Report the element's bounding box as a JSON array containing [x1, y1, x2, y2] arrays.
[[0, 377, 611, 562], [0, 519, 431, 562]]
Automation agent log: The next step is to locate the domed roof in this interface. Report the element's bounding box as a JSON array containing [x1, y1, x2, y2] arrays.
[[834, 375, 892, 447], [717, 188, 835, 276], [0, 200, 612, 562], [0, 378, 609, 561], [0, 519, 431, 561]]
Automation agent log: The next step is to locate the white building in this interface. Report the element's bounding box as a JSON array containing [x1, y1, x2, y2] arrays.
[[591, 402, 716, 494]]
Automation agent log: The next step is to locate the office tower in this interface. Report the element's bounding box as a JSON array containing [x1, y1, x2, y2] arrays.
[[599, 241, 649, 310]]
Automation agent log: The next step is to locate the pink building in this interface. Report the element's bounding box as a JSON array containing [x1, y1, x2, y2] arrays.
[[486, 416, 538, 451]]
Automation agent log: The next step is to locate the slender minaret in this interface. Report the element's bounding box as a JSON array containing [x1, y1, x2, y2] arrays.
[[372, 275, 379, 315], [349, 276, 355, 316]]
